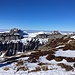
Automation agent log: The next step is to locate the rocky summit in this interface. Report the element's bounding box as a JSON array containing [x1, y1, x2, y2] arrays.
[[0, 28, 28, 41], [0, 29, 75, 75]]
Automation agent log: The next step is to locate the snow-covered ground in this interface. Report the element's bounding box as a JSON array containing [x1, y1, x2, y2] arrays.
[[55, 49, 75, 57], [71, 36, 75, 39], [0, 48, 75, 75], [0, 69, 75, 75]]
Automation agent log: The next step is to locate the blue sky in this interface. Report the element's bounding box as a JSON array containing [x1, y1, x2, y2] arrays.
[[0, 0, 75, 31]]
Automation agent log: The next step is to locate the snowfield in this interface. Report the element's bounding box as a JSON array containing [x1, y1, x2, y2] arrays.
[[0, 49, 75, 75], [0, 69, 75, 75], [55, 49, 75, 57], [71, 36, 75, 39], [28, 32, 49, 38]]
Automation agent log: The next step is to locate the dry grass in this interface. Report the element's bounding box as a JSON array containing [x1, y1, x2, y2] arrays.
[[17, 66, 28, 71], [28, 50, 55, 63], [57, 63, 73, 71], [55, 56, 65, 62], [28, 66, 41, 72], [63, 43, 72, 50], [63, 41, 75, 50], [45, 37, 70, 49], [16, 59, 24, 66], [30, 65, 49, 72], [46, 54, 55, 60], [3, 67, 9, 71], [41, 65, 48, 71], [65, 57, 75, 62], [35, 66, 41, 71]]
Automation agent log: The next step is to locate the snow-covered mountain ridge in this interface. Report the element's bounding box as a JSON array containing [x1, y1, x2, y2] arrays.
[[0, 28, 75, 75]]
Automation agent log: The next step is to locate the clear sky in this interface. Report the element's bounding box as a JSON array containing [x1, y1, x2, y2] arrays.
[[0, 0, 75, 31]]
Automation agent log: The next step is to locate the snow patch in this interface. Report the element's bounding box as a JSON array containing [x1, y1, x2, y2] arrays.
[[28, 32, 48, 38], [56, 45, 65, 49], [71, 36, 75, 39], [55, 49, 75, 57]]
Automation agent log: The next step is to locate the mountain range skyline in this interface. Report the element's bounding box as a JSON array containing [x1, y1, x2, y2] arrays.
[[0, 28, 75, 33]]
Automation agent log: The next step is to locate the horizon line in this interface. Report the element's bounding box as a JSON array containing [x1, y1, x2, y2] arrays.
[[0, 28, 75, 32]]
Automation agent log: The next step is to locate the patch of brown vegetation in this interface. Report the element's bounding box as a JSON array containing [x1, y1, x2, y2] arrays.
[[41, 65, 49, 71], [46, 54, 55, 60], [63, 40, 75, 50], [65, 57, 75, 62], [17, 66, 28, 71], [45, 37, 70, 49], [45, 39, 59, 48], [3, 67, 9, 71], [55, 56, 65, 62], [35, 66, 41, 71], [29, 65, 50, 72], [31, 50, 55, 56], [16, 59, 24, 66], [28, 50, 55, 63], [57, 63, 73, 71], [42, 36, 75, 51], [63, 43, 71, 50], [29, 66, 41, 73]]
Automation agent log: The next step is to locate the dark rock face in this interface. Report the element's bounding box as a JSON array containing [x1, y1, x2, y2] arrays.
[[0, 38, 41, 56], [0, 28, 42, 56], [10, 28, 28, 37], [0, 28, 28, 41], [26, 38, 40, 50]]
